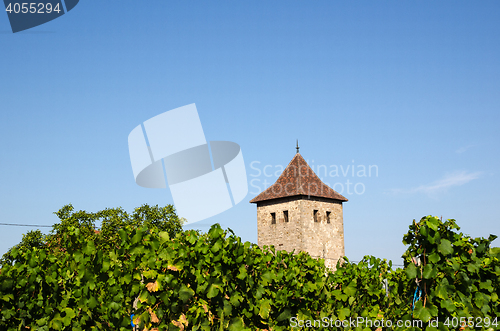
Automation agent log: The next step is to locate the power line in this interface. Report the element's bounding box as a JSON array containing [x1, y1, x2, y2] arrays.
[[0, 223, 52, 228]]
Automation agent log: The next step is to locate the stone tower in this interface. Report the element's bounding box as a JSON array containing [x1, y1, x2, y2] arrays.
[[250, 149, 347, 269]]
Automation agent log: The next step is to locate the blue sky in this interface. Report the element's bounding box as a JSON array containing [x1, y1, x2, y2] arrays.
[[1, 1, 499, 265]]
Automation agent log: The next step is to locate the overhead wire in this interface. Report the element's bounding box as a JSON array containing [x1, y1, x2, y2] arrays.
[[0, 223, 52, 228]]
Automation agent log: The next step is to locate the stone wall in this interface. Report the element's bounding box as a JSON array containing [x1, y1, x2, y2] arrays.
[[256, 196, 305, 253], [256, 196, 344, 269]]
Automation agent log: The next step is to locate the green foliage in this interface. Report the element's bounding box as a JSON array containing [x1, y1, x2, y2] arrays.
[[133, 225, 335, 330], [47, 203, 184, 254], [0, 204, 185, 331], [401, 216, 500, 329], [0, 211, 498, 330], [0, 229, 46, 265], [329, 255, 396, 322]]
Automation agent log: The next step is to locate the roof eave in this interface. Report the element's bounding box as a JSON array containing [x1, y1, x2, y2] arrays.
[[250, 194, 348, 204]]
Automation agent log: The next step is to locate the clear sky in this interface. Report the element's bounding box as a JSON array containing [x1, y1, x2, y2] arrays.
[[1, 1, 499, 266]]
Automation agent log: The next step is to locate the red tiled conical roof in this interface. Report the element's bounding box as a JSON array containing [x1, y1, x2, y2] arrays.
[[250, 153, 348, 203]]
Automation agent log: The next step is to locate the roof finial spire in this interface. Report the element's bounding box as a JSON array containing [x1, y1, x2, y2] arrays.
[[296, 139, 300, 154]]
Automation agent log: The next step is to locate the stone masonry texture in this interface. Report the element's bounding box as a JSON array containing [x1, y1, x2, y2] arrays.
[[251, 153, 347, 270], [256, 196, 344, 269]]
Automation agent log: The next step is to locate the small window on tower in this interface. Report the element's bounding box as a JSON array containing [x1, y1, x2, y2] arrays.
[[271, 212, 276, 224], [284, 210, 289, 223], [326, 211, 331, 224], [313, 210, 318, 222]]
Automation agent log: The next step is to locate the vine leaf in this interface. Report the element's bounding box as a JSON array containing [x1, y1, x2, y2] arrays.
[[179, 284, 195, 302], [258, 299, 271, 319], [146, 281, 159, 292], [405, 263, 417, 279], [438, 239, 453, 255]]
